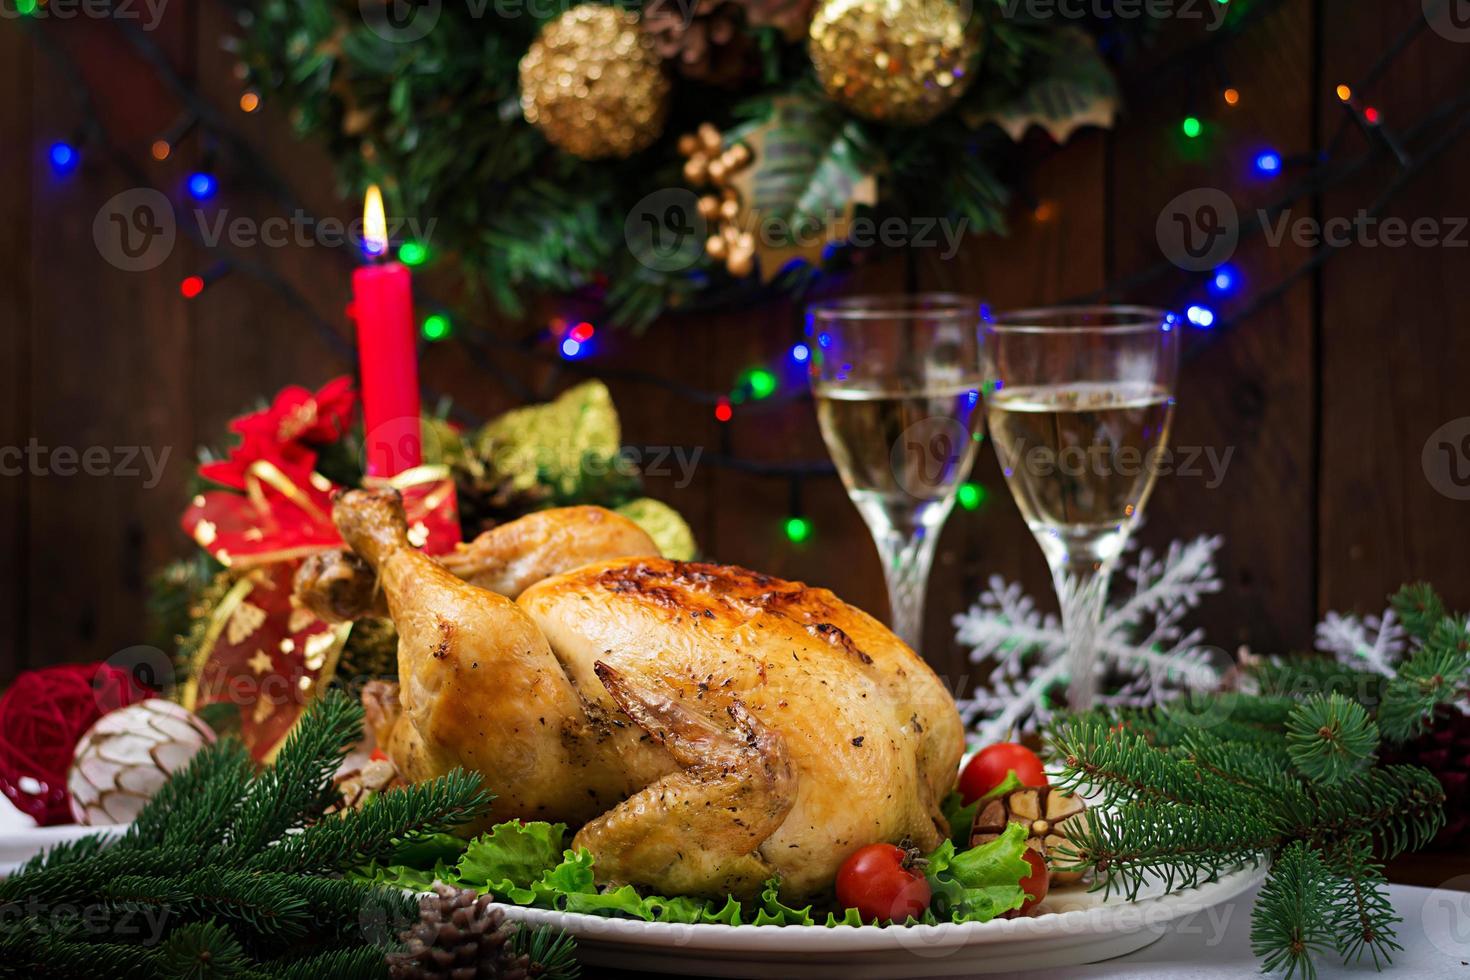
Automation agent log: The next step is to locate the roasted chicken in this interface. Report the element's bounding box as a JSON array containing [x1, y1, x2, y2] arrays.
[[313, 489, 965, 900]]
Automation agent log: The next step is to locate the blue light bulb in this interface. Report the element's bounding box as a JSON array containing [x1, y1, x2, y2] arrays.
[[187, 172, 218, 201], [48, 142, 78, 176]]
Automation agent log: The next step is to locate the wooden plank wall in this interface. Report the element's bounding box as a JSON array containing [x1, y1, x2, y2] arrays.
[[2, 0, 1468, 704]]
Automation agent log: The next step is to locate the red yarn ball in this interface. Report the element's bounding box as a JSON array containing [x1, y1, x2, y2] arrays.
[[0, 663, 153, 825]]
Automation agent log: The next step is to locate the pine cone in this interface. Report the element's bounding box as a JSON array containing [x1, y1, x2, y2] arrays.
[[387, 884, 531, 980], [642, 0, 756, 88], [1382, 710, 1470, 848], [453, 460, 553, 542]]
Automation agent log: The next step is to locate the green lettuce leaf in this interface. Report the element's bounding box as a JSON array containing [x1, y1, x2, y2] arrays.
[[455, 821, 567, 896], [925, 821, 1030, 923], [940, 791, 982, 848], [753, 876, 815, 926]]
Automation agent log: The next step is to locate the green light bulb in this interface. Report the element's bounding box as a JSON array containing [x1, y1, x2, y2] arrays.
[[957, 482, 985, 511], [746, 368, 778, 400], [784, 516, 812, 543], [1182, 116, 1202, 139], [398, 241, 428, 266], [421, 314, 451, 341]]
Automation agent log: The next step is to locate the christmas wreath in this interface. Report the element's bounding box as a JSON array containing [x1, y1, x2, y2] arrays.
[[238, 0, 1164, 325]]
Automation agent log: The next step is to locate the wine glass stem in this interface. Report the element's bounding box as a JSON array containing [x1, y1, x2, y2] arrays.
[[876, 526, 940, 653], [1055, 564, 1114, 713]]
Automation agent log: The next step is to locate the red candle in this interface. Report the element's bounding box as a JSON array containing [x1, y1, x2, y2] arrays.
[[353, 185, 422, 477]]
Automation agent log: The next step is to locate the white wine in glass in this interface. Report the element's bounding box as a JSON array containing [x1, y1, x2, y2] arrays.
[[982, 308, 1179, 710], [807, 295, 985, 654]]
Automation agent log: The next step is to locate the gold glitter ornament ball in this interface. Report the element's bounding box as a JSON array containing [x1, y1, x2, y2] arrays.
[[808, 0, 980, 125], [519, 5, 672, 160]]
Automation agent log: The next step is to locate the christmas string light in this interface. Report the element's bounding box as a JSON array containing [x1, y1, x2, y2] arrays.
[[957, 482, 986, 512], [187, 171, 218, 201], [48, 141, 79, 176], [784, 515, 812, 543], [26, 0, 1462, 489], [397, 241, 429, 267], [421, 313, 452, 341], [178, 261, 233, 300], [1253, 150, 1282, 176], [1210, 266, 1239, 295]]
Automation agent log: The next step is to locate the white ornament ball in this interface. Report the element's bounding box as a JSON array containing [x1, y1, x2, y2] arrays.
[[68, 699, 215, 826]]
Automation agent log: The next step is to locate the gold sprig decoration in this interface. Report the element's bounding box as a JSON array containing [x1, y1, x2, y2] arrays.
[[679, 123, 758, 277], [809, 0, 981, 125], [519, 5, 672, 160]]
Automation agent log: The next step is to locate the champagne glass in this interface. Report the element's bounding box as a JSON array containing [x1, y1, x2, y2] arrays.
[[807, 294, 986, 653], [981, 306, 1179, 711]]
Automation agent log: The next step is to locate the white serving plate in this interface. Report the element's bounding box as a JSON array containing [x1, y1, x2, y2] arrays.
[[494, 862, 1267, 978]]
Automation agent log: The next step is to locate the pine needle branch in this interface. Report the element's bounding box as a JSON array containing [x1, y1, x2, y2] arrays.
[[1250, 842, 1337, 980], [226, 692, 364, 857], [1048, 718, 1259, 813], [1303, 765, 1446, 859], [1320, 836, 1403, 969], [1285, 693, 1379, 784], [247, 768, 490, 875], [1390, 582, 1447, 642], [1071, 801, 1275, 901], [1378, 620, 1470, 741]]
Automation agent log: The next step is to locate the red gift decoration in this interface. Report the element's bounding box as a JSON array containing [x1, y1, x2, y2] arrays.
[[178, 378, 458, 760]]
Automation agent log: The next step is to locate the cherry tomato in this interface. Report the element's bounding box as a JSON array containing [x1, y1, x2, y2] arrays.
[[1017, 848, 1050, 914], [835, 844, 932, 923], [957, 742, 1048, 804]]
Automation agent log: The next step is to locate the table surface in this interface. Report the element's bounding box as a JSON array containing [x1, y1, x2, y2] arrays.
[[596, 882, 1470, 980]]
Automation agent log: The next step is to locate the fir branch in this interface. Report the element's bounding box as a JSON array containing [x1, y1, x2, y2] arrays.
[[1285, 694, 1379, 785], [154, 920, 251, 978], [226, 692, 364, 858], [1250, 842, 1337, 980], [1172, 733, 1305, 807], [1252, 656, 1386, 709], [516, 924, 582, 980], [1048, 718, 1259, 813], [258, 944, 388, 980], [1303, 765, 1446, 859], [247, 769, 491, 875], [1071, 800, 1275, 901], [1320, 836, 1403, 969], [1389, 582, 1447, 642], [121, 737, 255, 852], [1377, 621, 1470, 741]]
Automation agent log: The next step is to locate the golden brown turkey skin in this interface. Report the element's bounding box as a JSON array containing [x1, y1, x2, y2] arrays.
[[520, 559, 964, 898], [332, 489, 964, 900]]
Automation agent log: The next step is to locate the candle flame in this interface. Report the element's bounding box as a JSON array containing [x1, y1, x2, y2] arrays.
[[363, 184, 388, 257]]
